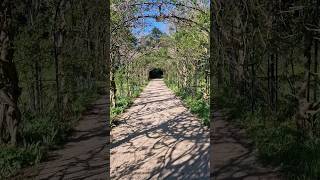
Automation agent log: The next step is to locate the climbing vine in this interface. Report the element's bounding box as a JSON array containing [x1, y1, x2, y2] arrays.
[[110, 0, 210, 125]]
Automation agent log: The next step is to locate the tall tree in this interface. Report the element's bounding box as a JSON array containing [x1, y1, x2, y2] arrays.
[[0, 0, 21, 146]]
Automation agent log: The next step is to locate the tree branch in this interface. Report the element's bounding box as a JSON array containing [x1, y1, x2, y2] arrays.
[[111, 15, 209, 34], [129, 2, 207, 14]]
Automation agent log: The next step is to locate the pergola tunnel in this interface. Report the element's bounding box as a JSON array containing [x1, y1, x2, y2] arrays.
[[149, 68, 164, 79]]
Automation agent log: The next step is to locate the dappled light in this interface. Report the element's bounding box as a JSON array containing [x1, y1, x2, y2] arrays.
[[1, 0, 317, 179], [28, 99, 108, 179], [110, 0, 211, 179], [111, 80, 209, 179]]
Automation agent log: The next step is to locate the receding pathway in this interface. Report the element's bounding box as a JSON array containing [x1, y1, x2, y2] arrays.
[[211, 111, 282, 180], [17, 79, 281, 180], [110, 79, 210, 179]]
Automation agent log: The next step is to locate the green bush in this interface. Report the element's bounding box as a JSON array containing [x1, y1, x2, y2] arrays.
[[0, 87, 99, 178], [0, 143, 43, 179], [71, 88, 99, 115], [185, 97, 209, 125], [116, 96, 132, 108], [21, 116, 60, 147], [216, 91, 320, 179], [166, 81, 209, 126], [110, 83, 145, 126], [253, 124, 320, 179]]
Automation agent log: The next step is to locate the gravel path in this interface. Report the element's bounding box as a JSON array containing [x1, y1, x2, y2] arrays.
[[110, 79, 210, 179]]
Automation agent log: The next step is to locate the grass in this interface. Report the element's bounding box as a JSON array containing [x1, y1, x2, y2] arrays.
[[165, 81, 209, 126], [111, 96, 134, 121], [111, 83, 146, 126], [0, 87, 100, 179], [0, 143, 42, 178], [216, 92, 320, 180]]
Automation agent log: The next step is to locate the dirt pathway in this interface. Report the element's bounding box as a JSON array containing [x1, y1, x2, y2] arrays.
[[110, 79, 210, 179], [20, 97, 109, 180], [18, 79, 281, 180], [211, 111, 282, 180]]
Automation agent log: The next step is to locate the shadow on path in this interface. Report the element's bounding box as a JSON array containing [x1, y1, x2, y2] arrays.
[[19, 97, 109, 180], [111, 79, 210, 179]]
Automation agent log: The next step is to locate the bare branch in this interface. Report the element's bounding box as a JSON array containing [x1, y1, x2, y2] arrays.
[[111, 15, 209, 34]]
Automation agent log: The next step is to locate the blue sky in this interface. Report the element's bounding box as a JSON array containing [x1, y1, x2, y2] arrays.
[[131, 2, 173, 37], [132, 19, 170, 37]]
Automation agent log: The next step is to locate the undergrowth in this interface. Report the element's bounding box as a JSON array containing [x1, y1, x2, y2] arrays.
[[0, 87, 100, 179], [165, 81, 209, 126], [216, 91, 320, 180], [111, 84, 146, 126]]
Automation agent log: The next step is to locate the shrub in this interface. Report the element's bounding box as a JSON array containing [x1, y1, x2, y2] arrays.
[[166, 81, 209, 126], [216, 91, 320, 179], [0, 143, 43, 179], [0, 87, 99, 178]]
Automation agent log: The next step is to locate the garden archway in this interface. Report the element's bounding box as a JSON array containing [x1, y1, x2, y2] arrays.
[[148, 68, 164, 79]]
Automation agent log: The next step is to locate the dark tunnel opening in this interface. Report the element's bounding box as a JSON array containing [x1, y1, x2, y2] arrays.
[[149, 68, 164, 79]]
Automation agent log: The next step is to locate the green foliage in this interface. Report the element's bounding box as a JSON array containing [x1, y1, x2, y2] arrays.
[[112, 96, 132, 117], [248, 117, 320, 179], [212, 1, 320, 178], [185, 97, 209, 125], [0, 87, 99, 178], [21, 116, 62, 147], [150, 27, 164, 41], [111, 64, 147, 126], [129, 13, 210, 129], [1, 0, 108, 176], [111, 82, 146, 126], [217, 92, 320, 179], [0, 143, 43, 179], [166, 81, 209, 126]]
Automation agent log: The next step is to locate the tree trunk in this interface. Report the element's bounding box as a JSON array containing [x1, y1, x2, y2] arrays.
[[193, 62, 198, 97], [53, 1, 62, 120], [126, 64, 130, 97], [251, 63, 255, 113], [307, 44, 312, 102], [0, 1, 21, 146], [53, 0, 67, 120], [275, 52, 278, 111], [35, 56, 42, 113], [313, 39, 318, 134], [270, 54, 275, 110], [314, 40, 318, 106], [110, 71, 116, 107]]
